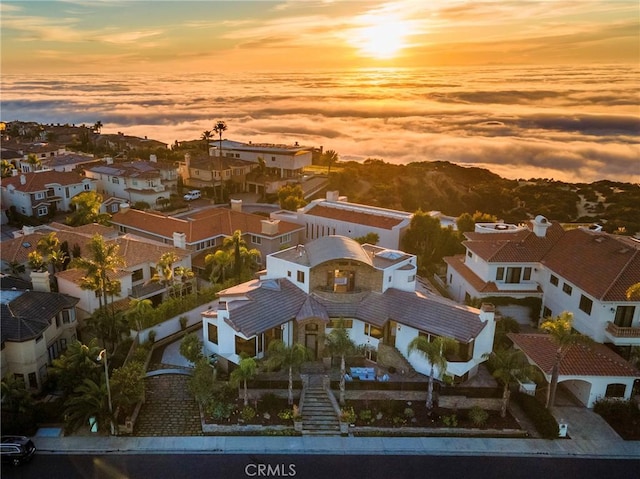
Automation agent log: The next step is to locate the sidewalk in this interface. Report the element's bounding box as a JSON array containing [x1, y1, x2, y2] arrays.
[[31, 433, 640, 458]]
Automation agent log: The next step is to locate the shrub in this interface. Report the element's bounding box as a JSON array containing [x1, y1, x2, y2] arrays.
[[403, 407, 414, 418], [241, 406, 256, 422], [359, 409, 373, 424], [468, 406, 489, 427], [513, 392, 559, 439], [340, 407, 356, 424], [207, 400, 234, 420], [442, 414, 458, 427], [278, 409, 294, 420]]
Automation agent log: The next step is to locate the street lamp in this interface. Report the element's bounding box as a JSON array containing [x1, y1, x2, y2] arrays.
[[97, 349, 115, 435]]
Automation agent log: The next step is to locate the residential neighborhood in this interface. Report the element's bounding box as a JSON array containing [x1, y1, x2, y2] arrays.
[[0, 121, 638, 465]]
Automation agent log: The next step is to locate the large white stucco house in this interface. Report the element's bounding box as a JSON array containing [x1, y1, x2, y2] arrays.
[[201, 235, 496, 382], [445, 216, 640, 356], [270, 190, 457, 250]]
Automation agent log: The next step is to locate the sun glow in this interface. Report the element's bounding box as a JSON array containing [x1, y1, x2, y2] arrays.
[[351, 16, 412, 60]]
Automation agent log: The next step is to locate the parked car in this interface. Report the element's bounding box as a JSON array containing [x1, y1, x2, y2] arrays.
[[1, 436, 36, 466], [183, 190, 201, 201]]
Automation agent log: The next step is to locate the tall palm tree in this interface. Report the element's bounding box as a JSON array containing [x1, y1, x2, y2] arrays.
[[4, 260, 26, 276], [25, 153, 41, 171], [322, 149, 339, 176], [66, 191, 109, 226], [72, 234, 125, 316], [230, 356, 257, 406], [213, 120, 227, 158], [266, 340, 311, 405], [484, 348, 540, 418], [201, 130, 212, 153], [149, 251, 179, 296], [205, 249, 234, 283], [408, 335, 457, 410], [92, 121, 103, 134], [540, 312, 592, 409], [324, 319, 357, 406]]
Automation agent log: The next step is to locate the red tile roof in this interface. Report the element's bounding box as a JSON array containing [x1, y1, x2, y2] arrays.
[[541, 229, 640, 301], [464, 222, 564, 263], [508, 333, 640, 377], [111, 207, 302, 243], [1, 170, 89, 191], [305, 204, 405, 230]]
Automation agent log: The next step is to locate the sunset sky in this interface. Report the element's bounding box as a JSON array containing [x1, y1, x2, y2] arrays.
[[1, 0, 638, 74]]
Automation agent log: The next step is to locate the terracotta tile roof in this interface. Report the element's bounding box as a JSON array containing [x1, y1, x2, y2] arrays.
[[1, 170, 90, 191], [305, 204, 406, 230], [541, 229, 640, 301], [111, 207, 302, 243], [509, 333, 640, 377], [0, 224, 115, 264], [464, 222, 564, 263]]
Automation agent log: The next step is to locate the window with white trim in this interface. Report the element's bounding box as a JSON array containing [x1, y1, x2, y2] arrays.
[[37, 206, 48, 216], [251, 235, 262, 245], [280, 233, 291, 244]]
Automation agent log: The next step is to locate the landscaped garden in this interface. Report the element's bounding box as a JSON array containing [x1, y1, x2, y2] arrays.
[[593, 398, 640, 440]]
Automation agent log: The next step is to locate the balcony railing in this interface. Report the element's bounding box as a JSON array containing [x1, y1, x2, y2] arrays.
[[606, 322, 640, 338], [128, 282, 165, 299]]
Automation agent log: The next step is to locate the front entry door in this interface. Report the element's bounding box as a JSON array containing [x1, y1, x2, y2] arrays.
[[305, 334, 317, 360]]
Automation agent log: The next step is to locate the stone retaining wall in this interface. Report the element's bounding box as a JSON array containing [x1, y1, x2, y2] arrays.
[[438, 396, 503, 411]]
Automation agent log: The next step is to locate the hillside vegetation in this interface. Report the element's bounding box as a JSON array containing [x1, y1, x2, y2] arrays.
[[325, 159, 640, 235]]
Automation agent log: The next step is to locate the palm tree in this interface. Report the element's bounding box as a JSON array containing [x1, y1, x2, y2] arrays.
[[1, 374, 33, 415], [1, 159, 14, 178], [484, 348, 540, 418], [125, 298, 153, 331], [66, 191, 109, 226], [540, 312, 593, 409], [205, 249, 234, 283], [72, 234, 125, 316], [150, 251, 178, 296], [201, 130, 212, 153], [213, 120, 227, 158], [4, 260, 26, 276], [322, 149, 339, 176], [266, 340, 311, 405], [230, 356, 257, 406], [51, 339, 104, 395], [324, 319, 357, 406], [93, 121, 103, 134], [407, 335, 457, 410], [25, 153, 41, 171], [64, 377, 113, 434]]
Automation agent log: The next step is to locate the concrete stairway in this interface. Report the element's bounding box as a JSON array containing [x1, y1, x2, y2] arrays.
[[299, 375, 340, 436]]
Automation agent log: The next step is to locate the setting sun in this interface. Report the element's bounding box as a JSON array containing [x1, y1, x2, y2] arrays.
[[351, 17, 412, 60]]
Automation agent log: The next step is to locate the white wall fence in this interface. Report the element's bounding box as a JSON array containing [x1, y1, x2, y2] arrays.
[[136, 303, 213, 344]]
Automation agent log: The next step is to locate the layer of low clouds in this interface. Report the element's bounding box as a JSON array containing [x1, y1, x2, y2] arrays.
[[1, 65, 638, 183]]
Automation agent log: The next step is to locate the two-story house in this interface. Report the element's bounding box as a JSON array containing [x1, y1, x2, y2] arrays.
[[109, 203, 305, 273], [444, 215, 640, 355], [1, 170, 97, 219], [1, 273, 79, 391], [55, 234, 191, 318], [177, 152, 255, 196], [213, 139, 313, 179], [202, 235, 496, 382], [84, 157, 178, 209]]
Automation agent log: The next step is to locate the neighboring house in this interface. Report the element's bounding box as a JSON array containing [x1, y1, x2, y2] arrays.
[[84, 157, 178, 208], [0, 223, 119, 282], [55, 234, 191, 318], [1, 170, 97, 218], [509, 333, 639, 407], [271, 190, 457, 250], [15, 143, 68, 172], [96, 133, 168, 152], [178, 152, 256, 194], [0, 274, 79, 391], [201, 235, 496, 382], [212, 139, 314, 179], [41, 152, 100, 173], [109, 203, 305, 273], [444, 215, 640, 354]]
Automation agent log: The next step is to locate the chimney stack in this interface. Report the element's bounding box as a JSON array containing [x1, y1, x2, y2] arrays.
[[20, 174, 26, 185], [532, 215, 551, 237], [30, 270, 51, 292], [231, 199, 242, 212], [261, 219, 280, 235], [173, 232, 187, 249], [119, 203, 130, 214]]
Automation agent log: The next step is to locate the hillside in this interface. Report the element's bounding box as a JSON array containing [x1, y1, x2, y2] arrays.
[[325, 160, 640, 235]]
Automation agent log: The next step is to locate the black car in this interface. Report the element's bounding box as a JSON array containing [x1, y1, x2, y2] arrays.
[[0, 436, 36, 466]]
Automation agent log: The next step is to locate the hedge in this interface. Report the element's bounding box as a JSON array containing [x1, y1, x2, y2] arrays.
[[513, 392, 559, 439]]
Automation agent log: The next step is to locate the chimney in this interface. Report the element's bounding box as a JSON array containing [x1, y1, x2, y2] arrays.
[[105, 156, 114, 165], [12, 169, 18, 176], [261, 219, 280, 235], [20, 174, 26, 185], [119, 203, 130, 214], [230, 199, 242, 212], [532, 215, 550, 237], [479, 303, 495, 323], [30, 270, 51, 292], [326, 191, 339, 202], [150, 154, 157, 163], [173, 231, 187, 249], [184, 153, 191, 166], [23, 225, 36, 235]]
